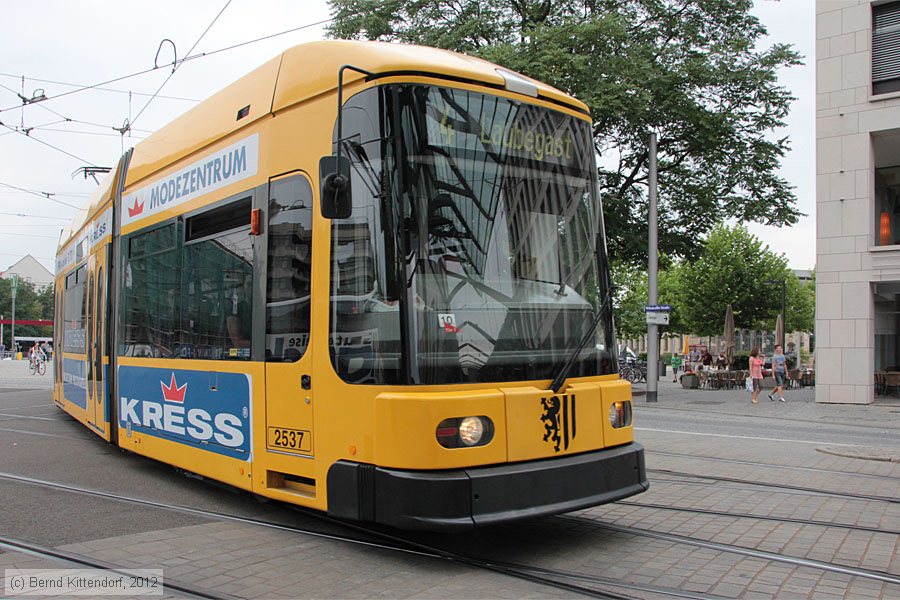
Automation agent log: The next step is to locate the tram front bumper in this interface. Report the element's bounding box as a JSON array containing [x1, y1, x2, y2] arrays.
[[326, 442, 648, 531]]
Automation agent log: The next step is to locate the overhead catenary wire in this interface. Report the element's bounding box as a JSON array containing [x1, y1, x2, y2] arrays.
[[0, 231, 60, 240], [0, 12, 339, 114], [0, 251, 55, 260], [0, 72, 201, 102], [0, 122, 99, 167], [0, 212, 71, 221], [0, 182, 82, 210], [17, 127, 146, 140], [0, 82, 154, 135], [0, 9, 351, 170], [128, 0, 232, 130], [0, 191, 89, 198]]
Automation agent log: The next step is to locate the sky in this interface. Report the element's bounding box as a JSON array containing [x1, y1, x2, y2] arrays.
[[0, 0, 815, 276]]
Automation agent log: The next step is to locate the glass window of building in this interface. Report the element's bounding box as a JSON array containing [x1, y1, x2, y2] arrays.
[[876, 165, 900, 246], [873, 2, 900, 96]]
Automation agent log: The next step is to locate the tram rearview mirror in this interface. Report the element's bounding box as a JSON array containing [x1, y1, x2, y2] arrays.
[[319, 155, 352, 219]]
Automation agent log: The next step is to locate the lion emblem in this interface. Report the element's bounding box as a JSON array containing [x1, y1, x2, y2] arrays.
[[541, 394, 575, 452]]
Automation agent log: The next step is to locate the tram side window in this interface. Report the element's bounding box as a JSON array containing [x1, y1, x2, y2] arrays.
[[121, 224, 181, 358], [63, 266, 87, 353], [266, 176, 312, 362], [180, 197, 254, 360]]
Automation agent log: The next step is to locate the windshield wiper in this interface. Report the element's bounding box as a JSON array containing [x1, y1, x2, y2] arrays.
[[548, 289, 614, 394]]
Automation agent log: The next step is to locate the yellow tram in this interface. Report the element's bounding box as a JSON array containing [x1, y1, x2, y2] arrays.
[[53, 40, 647, 529]]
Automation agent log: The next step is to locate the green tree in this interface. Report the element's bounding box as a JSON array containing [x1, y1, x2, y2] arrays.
[[678, 224, 798, 336], [328, 0, 803, 264], [612, 260, 688, 339], [0, 278, 54, 348]]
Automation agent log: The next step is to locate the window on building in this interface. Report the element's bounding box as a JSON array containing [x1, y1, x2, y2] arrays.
[[875, 282, 900, 371], [266, 175, 312, 362], [875, 165, 900, 246], [873, 2, 900, 95]]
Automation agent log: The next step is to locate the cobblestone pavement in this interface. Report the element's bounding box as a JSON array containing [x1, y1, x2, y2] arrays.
[[0, 373, 898, 599]]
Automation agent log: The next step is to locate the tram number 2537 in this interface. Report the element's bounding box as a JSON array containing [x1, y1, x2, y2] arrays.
[[267, 427, 311, 452]]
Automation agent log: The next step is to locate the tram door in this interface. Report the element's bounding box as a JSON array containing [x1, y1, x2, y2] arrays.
[[84, 244, 110, 439], [261, 174, 316, 488]]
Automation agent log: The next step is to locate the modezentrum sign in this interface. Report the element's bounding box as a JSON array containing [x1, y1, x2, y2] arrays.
[[122, 134, 259, 227]]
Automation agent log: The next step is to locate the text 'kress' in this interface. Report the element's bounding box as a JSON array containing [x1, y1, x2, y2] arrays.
[[118, 366, 252, 460]]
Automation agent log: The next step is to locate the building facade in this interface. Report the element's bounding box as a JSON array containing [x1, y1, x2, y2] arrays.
[[0, 255, 53, 290], [816, 0, 900, 403]]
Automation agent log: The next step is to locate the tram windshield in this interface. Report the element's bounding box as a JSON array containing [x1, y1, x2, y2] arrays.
[[330, 84, 616, 385]]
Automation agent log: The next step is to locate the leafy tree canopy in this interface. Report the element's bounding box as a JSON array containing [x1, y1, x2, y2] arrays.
[[327, 0, 804, 264], [0, 278, 54, 348], [613, 224, 814, 340], [613, 260, 688, 339]]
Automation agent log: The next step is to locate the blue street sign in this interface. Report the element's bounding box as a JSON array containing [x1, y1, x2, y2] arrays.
[[644, 304, 672, 313]]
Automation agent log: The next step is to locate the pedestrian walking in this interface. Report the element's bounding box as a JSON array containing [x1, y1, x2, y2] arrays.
[[670, 353, 682, 382], [749, 347, 764, 404], [768, 344, 787, 402], [689, 346, 700, 372]]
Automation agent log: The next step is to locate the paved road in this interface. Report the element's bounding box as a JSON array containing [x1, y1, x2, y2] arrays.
[[633, 378, 900, 450], [1, 363, 898, 599]]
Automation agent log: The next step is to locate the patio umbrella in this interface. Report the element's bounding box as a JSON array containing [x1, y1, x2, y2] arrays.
[[775, 313, 784, 350], [724, 304, 735, 367]]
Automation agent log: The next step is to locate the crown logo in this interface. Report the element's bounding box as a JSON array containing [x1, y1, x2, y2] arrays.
[[128, 199, 144, 218], [160, 373, 187, 403]]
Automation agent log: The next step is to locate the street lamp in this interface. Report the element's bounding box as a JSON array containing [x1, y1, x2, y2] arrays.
[[764, 278, 786, 351]]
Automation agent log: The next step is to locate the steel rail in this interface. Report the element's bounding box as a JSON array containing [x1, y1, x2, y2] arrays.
[[557, 515, 900, 586], [615, 500, 900, 536], [0, 535, 231, 600], [648, 450, 900, 481], [649, 468, 900, 503], [0, 471, 678, 600]]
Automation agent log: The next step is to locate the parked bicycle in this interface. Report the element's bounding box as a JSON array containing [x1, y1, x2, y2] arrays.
[[619, 361, 647, 383]]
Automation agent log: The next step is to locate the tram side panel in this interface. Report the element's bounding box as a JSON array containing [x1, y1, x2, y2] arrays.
[[113, 128, 272, 493]]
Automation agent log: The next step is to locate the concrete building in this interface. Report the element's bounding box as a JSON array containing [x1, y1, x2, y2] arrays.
[[0, 255, 53, 290], [816, 0, 900, 403]]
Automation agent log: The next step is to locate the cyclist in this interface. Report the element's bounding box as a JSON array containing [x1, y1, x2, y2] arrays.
[[29, 342, 47, 369]]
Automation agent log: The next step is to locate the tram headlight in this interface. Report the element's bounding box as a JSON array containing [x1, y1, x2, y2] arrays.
[[609, 401, 633, 429], [436, 416, 494, 448], [458, 416, 484, 446]]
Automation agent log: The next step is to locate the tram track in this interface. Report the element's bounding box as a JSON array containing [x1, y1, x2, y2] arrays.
[[648, 468, 900, 504], [555, 514, 900, 586], [0, 534, 232, 599], [614, 500, 900, 536], [647, 450, 900, 481], [0, 471, 711, 600]]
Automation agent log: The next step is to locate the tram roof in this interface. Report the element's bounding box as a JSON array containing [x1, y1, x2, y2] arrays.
[[59, 40, 589, 252], [126, 40, 589, 188]]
